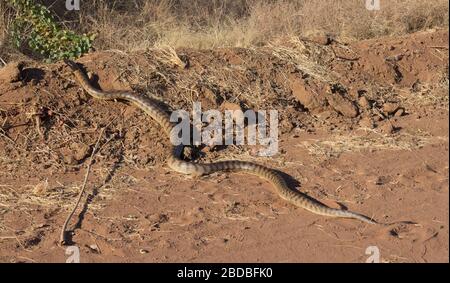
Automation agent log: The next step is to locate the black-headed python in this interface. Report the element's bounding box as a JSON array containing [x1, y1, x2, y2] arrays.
[[65, 59, 381, 225]]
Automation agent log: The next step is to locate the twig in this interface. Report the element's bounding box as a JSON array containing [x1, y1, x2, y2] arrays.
[[427, 45, 449, 50], [0, 128, 15, 144], [59, 127, 106, 245], [0, 57, 6, 66]]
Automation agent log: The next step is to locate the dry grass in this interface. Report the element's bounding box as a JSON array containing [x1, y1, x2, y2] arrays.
[[299, 130, 449, 161], [0, 0, 448, 57], [82, 0, 449, 50], [0, 1, 9, 63]]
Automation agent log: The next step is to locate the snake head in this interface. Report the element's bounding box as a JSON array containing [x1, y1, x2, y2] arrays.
[[64, 59, 79, 71]]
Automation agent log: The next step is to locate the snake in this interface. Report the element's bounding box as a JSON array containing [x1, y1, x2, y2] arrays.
[[64, 59, 380, 225]]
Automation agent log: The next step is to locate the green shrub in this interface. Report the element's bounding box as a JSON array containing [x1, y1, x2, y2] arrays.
[[8, 0, 95, 61]]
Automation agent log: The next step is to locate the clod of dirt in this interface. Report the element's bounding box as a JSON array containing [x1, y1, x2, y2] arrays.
[[60, 148, 77, 165], [326, 90, 359, 118], [359, 116, 374, 129], [358, 96, 371, 110], [379, 122, 395, 134], [383, 102, 401, 115], [71, 142, 91, 161], [59, 143, 92, 165], [289, 75, 327, 113], [0, 62, 24, 84]]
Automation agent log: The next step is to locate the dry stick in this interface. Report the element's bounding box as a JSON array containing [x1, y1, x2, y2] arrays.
[[0, 130, 15, 144], [60, 127, 106, 245], [428, 45, 449, 49]]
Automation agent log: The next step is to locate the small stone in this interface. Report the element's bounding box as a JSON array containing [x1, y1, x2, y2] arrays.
[[379, 122, 394, 134], [0, 62, 24, 83], [358, 96, 371, 110], [60, 148, 77, 165], [394, 108, 405, 117], [71, 143, 91, 161], [327, 92, 359, 118], [316, 110, 333, 120], [359, 117, 374, 128], [88, 244, 100, 253], [383, 102, 400, 115]]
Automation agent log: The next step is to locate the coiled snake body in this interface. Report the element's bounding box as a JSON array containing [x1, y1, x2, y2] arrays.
[[65, 60, 379, 225]]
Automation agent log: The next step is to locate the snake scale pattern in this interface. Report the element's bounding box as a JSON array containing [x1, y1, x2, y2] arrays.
[[65, 59, 379, 225]]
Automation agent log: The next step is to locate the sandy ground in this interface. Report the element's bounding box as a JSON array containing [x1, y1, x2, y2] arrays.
[[0, 29, 448, 263]]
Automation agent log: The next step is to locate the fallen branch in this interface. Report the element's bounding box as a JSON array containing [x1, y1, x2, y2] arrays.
[[60, 126, 106, 245]]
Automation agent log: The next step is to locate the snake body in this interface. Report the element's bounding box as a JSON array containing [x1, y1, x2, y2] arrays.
[[65, 60, 379, 225]]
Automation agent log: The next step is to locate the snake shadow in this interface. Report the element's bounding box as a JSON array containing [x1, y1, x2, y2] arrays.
[[273, 169, 346, 209]]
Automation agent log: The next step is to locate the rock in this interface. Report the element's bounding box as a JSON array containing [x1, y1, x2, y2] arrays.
[[379, 122, 394, 134], [358, 96, 371, 110], [315, 110, 333, 120], [60, 148, 77, 165], [394, 108, 405, 117], [0, 62, 23, 84], [71, 143, 91, 161], [327, 91, 359, 118], [88, 244, 100, 253], [359, 117, 374, 128], [383, 102, 400, 115], [289, 76, 327, 112], [411, 79, 421, 92]]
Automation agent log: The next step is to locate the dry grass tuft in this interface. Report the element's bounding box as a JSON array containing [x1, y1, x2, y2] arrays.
[[84, 0, 449, 50], [0, 1, 10, 63], [0, 0, 448, 57]]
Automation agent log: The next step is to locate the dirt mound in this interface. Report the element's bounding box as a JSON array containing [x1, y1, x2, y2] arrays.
[[0, 29, 448, 262]]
